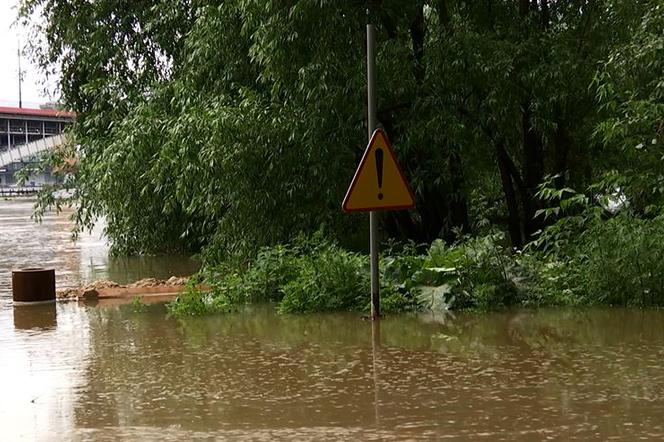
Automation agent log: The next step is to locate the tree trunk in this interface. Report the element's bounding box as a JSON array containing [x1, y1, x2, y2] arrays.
[[553, 121, 571, 189], [540, 0, 550, 29], [448, 147, 470, 238], [520, 104, 545, 239], [438, 0, 470, 241], [497, 143, 524, 248], [384, 209, 423, 243], [438, 0, 451, 28], [410, 4, 425, 84]]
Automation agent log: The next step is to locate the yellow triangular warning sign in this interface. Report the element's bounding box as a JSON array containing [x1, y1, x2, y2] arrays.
[[342, 129, 415, 212]]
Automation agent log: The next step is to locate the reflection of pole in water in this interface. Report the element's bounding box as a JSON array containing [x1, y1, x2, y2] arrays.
[[371, 319, 381, 427], [13, 302, 58, 330]]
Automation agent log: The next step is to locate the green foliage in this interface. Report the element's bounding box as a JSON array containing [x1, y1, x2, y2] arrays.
[[166, 276, 235, 317], [20, 0, 367, 257], [530, 213, 664, 307], [578, 215, 664, 306], [131, 296, 148, 312], [521, 170, 664, 307], [592, 3, 664, 213], [278, 245, 369, 313], [167, 236, 419, 316], [19, 0, 662, 259], [384, 234, 523, 311], [17, 1, 664, 311], [222, 244, 301, 304], [170, 216, 664, 316]]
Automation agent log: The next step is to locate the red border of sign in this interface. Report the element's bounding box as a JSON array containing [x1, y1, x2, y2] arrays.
[[342, 128, 416, 213]]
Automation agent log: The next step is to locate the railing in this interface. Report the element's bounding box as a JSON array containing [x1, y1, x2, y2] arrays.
[[0, 134, 66, 168], [0, 186, 42, 197]]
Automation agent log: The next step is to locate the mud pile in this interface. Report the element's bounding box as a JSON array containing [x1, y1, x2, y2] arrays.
[[57, 276, 190, 300]]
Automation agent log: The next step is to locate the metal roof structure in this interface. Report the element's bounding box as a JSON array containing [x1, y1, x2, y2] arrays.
[[0, 106, 75, 119]]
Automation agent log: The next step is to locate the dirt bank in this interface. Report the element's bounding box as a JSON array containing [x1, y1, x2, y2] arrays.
[[57, 276, 190, 301]]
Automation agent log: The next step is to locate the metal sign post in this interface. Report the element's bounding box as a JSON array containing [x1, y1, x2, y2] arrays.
[[366, 18, 380, 320], [345, 7, 413, 318]]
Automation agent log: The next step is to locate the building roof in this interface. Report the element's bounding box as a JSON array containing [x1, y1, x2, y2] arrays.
[[0, 106, 75, 119]]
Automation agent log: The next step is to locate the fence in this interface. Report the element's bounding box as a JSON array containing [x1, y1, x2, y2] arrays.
[[0, 186, 42, 197]]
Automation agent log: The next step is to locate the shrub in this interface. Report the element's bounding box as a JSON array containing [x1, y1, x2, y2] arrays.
[[278, 245, 369, 313], [167, 235, 422, 316], [524, 197, 664, 308], [576, 214, 664, 306], [166, 277, 235, 317], [169, 216, 664, 317], [383, 233, 524, 312]]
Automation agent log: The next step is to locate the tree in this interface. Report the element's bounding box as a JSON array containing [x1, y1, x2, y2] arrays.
[[19, 0, 663, 259]]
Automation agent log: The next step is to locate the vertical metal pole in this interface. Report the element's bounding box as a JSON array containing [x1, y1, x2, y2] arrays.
[[17, 41, 23, 109], [367, 18, 380, 320]]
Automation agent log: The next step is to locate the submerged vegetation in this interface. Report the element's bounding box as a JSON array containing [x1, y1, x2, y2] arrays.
[[18, 0, 664, 314], [167, 214, 664, 316], [167, 235, 419, 316]]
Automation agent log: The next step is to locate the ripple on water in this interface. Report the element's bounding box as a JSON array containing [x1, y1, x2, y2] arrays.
[[2, 199, 664, 439], [0, 199, 199, 296], [2, 304, 664, 440]]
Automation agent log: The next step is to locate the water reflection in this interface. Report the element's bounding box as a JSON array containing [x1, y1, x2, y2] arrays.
[[56, 305, 664, 439], [0, 199, 199, 297], [371, 320, 381, 428], [1, 303, 664, 439], [13, 302, 57, 330], [2, 198, 664, 439], [0, 303, 90, 440]]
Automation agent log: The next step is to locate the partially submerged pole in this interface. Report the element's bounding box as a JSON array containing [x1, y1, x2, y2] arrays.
[[367, 10, 380, 320]]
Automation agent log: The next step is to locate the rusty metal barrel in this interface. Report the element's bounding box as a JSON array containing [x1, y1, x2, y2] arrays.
[[12, 268, 56, 303]]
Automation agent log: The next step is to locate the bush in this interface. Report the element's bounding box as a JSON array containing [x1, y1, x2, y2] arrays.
[[166, 277, 236, 317], [573, 214, 664, 306], [522, 198, 664, 308], [169, 215, 664, 318], [381, 233, 524, 312], [234, 245, 301, 303], [167, 235, 419, 316], [279, 245, 369, 313]]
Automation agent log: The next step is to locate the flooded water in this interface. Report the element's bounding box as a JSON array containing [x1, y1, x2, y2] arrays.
[[0, 199, 199, 296], [2, 199, 664, 440]]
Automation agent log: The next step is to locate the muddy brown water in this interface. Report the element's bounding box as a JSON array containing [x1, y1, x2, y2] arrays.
[[2, 199, 664, 440], [0, 199, 199, 295]]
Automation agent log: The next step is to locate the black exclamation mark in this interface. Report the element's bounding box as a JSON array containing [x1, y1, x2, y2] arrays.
[[375, 148, 384, 200]]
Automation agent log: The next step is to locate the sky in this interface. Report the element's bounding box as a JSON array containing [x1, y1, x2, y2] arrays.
[[0, 0, 53, 108]]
